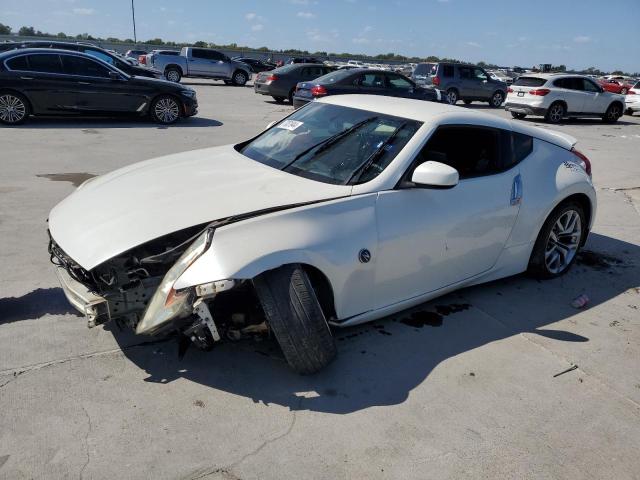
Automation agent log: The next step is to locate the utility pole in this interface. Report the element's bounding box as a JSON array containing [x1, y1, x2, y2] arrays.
[[131, 0, 137, 44]]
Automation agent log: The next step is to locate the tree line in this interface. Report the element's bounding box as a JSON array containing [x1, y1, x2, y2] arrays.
[[0, 22, 636, 76]]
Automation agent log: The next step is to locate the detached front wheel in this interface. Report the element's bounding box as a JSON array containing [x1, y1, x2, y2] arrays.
[[254, 264, 337, 374]]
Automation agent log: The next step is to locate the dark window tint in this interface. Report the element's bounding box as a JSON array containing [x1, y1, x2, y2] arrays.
[[360, 73, 386, 88], [458, 66, 472, 79], [61, 55, 111, 78], [553, 77, 583, 90], [25, 54, 63, 74], [582, 79, 600, 92], [472, 67, 487, 81], [511, 132, 533, 166], [301, 66, 324, 78], [192, 49, 225, 60], [6, 55, 28, 70], [386, 73, 413, 90], [417, 126, 505, 179], [314, 69, 354, 84], [442, 64, 454, 77], [81, 48, 115, 65], [513, 76, 546, 87], [414, 63, 436, 76]]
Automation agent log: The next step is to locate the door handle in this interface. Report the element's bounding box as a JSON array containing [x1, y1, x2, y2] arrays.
[[77, 81, 91, 85], [510, 174, 523, 206], [20, 76, 34, 80]]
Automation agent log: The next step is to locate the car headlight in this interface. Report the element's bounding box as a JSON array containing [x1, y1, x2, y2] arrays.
[[136, 229, 212, 335], [180, 89, 196, 98]]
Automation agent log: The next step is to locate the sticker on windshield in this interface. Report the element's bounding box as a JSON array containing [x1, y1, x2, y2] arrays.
[[276, 120, 304, 131]]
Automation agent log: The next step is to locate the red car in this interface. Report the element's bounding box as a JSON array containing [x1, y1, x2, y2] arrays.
[[598, 78, 634, 95]]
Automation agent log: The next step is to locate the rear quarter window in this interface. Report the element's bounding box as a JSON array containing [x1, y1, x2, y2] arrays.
[[6, 55, 28, 70], [514, 77, 546, 87], [512, 132, 533, 164], [442, 65, 454, 77]]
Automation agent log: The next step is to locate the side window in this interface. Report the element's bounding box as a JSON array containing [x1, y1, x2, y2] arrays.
[[386, 73, 413, 90], [511, 132, 533, 167], [553, 78, 567, 89], [25, 54, 63, 74], [6, 55, 28, 70], [416, 126, 504, 179], [472, 68, 487, 81], [191, 49, 207, 59], [300, 67, 310, 78], [442, 65, 454, 77], [458, 66, 471, 79], [82, 49, 114, 65], [209, 51, 225, 61], [309, 67, 323, 77], [360, 73, 386, 88], [582, 79, 600, 92], [61, 55, 111, 78]]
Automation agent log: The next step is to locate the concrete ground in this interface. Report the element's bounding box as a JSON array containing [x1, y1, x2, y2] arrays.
[[1, 82, 639, 480]]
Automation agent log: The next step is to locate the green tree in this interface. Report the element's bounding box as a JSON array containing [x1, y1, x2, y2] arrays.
[[56, 32, 67, 38], [193, 41, 207, 47], [0, 23, 12, 35], [19, 25, 36, 36]]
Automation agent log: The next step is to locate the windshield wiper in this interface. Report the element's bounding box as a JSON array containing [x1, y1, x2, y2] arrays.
[[345, 122, 408, 184], [281, 116, 379, 171]]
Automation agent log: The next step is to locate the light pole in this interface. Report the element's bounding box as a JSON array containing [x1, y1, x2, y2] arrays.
[[131, 0, 137, 44]]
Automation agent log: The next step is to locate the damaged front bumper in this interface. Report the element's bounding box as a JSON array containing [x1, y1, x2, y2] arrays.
[[55, 265, 110, 327]]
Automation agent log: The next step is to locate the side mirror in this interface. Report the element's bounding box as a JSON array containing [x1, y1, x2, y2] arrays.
[[109, 71, 122, 81], [411, 161, 459, 188], [265, 120, 278, 130]]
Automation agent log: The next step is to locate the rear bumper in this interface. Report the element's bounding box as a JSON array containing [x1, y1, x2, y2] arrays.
[[504, 102, 547, 116], [55, 266, 110, 327]]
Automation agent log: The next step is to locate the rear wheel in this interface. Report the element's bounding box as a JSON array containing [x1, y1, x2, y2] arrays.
[[446, 88, 458, 105], [490, 90, 505, 108], [0, 92, 29, 125], [232, 70, 248, 86], [545, 102, 565, 124], [253, 264, 337, 374], [272, 96, 286, 103], [150, 95, 181, 124], [511, 112, 526, 120], [528, 201, 585, 279], [288, 88, 296, 104], [165, 68, 182, 83], [603, 103, 622, 123]]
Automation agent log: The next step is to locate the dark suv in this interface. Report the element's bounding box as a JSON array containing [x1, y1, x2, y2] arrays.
[[412, 62, 507, 107]]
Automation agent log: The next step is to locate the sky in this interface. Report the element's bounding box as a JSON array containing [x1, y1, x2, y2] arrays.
[[1, 0, 639, 73]]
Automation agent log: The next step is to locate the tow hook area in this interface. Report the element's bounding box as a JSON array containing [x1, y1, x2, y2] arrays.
[[184, 299, 220, 350]]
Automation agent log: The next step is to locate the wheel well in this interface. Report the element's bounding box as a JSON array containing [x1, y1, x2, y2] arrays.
[[300, 264, 337, 321], [555, 193, 592, 245], [0, 89, 33, 113], [164, 64, 183, 75], [549, 100, 567, 111], [609, 100, 624, 111]]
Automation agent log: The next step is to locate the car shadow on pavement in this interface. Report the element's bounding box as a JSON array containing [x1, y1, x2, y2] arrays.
[[0, 288, 80, 324], [16, 116, 223, 129], [101, 232, 639, 413]]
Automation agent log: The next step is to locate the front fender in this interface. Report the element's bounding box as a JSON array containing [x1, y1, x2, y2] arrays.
[[174, 194, 379, 319]]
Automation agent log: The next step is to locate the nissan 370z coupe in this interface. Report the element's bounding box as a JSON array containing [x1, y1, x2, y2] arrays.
[[48, 95, 596, 374]]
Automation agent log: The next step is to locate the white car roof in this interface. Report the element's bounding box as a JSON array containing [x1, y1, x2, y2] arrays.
[[317, 94, 577, 150]]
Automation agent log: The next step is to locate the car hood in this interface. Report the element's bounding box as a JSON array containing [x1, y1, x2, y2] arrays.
[[49, 145, 352, 269]]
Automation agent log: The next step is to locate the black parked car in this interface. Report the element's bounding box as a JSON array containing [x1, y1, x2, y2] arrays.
[[288, 57, 322, 64], [292, 69, 443, 108], [12, 41, 160, 78], [0, 49, 197, 125], [254, 63, 334, 104], [233, 57, 275, 73]]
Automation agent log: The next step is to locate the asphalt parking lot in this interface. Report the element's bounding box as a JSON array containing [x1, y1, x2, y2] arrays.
[[1, 81, 639, 480]]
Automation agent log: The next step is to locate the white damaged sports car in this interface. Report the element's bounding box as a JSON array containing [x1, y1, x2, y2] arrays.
[[48, 95, 596, 373]]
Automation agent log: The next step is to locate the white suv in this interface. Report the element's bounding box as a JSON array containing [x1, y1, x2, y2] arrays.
[[505, 74, 625, 124]]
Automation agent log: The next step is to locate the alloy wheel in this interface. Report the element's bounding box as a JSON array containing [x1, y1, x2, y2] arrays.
[[234, 72, 247, 85], [544, 209, 582, 274], [154, 97, 180, 123], [447, 90, 457, 104], [548, 104, 564, 123], [492, 92, 504, 107], [607, 105, 621, 121], [0, 94, 27, 124], [166, 70, 180, 82]]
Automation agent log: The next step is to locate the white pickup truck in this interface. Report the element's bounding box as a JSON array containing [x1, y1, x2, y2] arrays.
[[151, 47, 253, 85]]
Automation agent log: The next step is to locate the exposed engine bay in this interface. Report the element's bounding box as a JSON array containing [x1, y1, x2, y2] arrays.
[[48, 224, 269, 351]]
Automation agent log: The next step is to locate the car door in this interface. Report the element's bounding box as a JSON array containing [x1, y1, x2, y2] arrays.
[[373, 125, 521, 309], [60, 54, 145, 113], [14, 53, 77, 113], [581, 78, 610, 114], [356, 72, 388, 95], [456, 66, 478, 98], [187, 49, 213, 76], [552, 78, 585, 113], [473, 67, 494, 98]]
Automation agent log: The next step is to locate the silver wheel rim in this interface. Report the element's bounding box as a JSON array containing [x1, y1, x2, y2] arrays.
[[167, 70, 179, 82], [493, 92, 503, 106], [545, 209, 582, 274], [447, 91, 457, 104], [234, 72, 246, 85], [608, 105, 620, 120], [0, 94, 26, 123], [549, 105, 563, 122], [154, 98, 179, 123]]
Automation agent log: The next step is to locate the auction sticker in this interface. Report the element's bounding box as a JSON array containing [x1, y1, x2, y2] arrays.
[[276, 120, 304, 131]]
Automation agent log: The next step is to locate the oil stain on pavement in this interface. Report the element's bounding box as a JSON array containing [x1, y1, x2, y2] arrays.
[[36, 173, 96, 187]]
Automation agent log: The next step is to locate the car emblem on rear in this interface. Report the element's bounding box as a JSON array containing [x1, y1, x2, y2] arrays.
[[358, 249, 371, 263]]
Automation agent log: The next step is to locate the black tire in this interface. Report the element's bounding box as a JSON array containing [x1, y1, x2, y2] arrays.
[[602, 103, 622, 123], [165, 68, 182, 83], [625, 108, 634, 116], [545, 102, 565, 124], [272, 96, 286, 103], [253, 264, 337, 374], [489, 90, 505, 108], [232, 70, 248, 86], [463, 100, 472, 105], [150, 95, 181, 124], [288, 88, 296, 104], [0, 91, 30, 125], [446, 88, 458, 105], [528, 201, 586, 279], [511, 112, 527, 120]]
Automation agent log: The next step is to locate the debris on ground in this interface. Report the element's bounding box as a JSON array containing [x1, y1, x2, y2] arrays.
[[553, 365, 578, 378], [571, 293, 590, 309]]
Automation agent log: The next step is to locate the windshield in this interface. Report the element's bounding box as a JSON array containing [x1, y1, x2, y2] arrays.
[[239, 103, 421, 185], [414, 63, 435, 76]]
